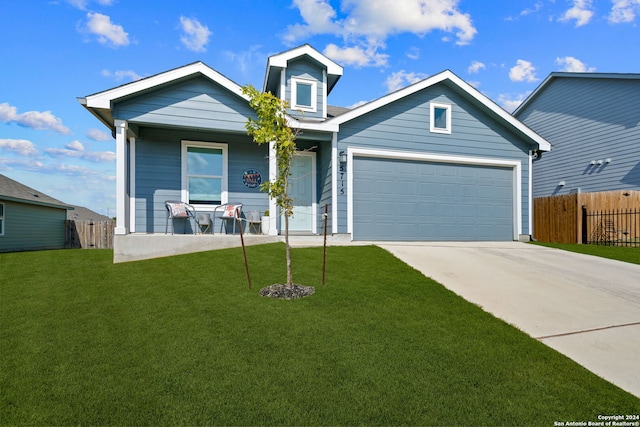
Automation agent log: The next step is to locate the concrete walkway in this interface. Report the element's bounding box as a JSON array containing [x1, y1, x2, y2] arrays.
[[379, 242, 640, 399]]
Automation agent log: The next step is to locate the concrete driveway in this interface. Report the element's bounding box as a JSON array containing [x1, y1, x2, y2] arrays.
[[379, 242, 640, 398]]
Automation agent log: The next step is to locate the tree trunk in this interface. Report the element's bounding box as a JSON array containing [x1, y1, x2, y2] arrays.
[[285, 213, 292, 286]]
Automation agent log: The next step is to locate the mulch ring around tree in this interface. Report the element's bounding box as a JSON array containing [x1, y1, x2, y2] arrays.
[[259, 284, 315, 300]]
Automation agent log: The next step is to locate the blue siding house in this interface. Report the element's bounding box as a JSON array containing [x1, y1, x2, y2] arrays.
[[514, 72, 640, 197], [80, 44, 550, 248], [0, 174, 72, 252]]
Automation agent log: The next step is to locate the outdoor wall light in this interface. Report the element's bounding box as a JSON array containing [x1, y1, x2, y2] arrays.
[[339, 151, 347, 164], [596, 159, 603, 165], [558, 181, 566, 186], [606, 158, 612, 163], [589, 160, 596, 165]]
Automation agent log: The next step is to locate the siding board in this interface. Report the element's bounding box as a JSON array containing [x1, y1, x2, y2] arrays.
[[517, 76, 640, 196], [114, 76, 254, 132], [134, 127, 269, 233], [0, 201, 66, 252], [338, 83, 532, 234]]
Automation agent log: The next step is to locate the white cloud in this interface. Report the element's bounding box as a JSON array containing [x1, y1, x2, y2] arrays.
[[520, 2, 543, 16], [45, 140, 116, 163], [101, 69, 143, 81], [0, 157, 45, 171], [179, 16, 212, 52], [609, 0, 640, 23], [506, 2, 544, 20], [0, 139, 39, 156], [406, 47, 420, 60], [498, 92, 532, 113], [0, 102, 71, 134], [68, 0, 88, 9], [84, 12, 129, 47], [385, 70, 428, 93], [67, 0, 114, 10], [224, 45, 264, 74], [66, 140, 85, 151], [468, 60, 485, 74], [87, 128, 111, 141], [51, 163, 107, 176], [285, 0, 477, 67], [323, 43, 389, 67], [347, 100, 368, 109], [341, 0, 477, 44], [509, 59, 539, 82], [556, 56, 596, 72], [284, 0, 342, 42], [559, 0, 594, 27]]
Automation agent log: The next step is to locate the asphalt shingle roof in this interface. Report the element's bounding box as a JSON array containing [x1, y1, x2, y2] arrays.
[[0, 174, 72, 209]]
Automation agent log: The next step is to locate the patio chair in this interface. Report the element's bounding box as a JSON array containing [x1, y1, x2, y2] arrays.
[[212, 203, 244, 234], [165, 200, 197, 234], [247, 210, 262, 234], [197, 213, 211, 234]]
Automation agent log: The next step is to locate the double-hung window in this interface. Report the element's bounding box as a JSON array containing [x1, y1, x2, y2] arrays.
[[0, 203, 4, 236], [182, 141, 228, 206], [291, 77, 317, 112], [430, 102, 452, 134]]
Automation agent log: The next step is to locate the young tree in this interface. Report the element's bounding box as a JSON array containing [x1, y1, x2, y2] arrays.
[[242, 84, 299, 286]]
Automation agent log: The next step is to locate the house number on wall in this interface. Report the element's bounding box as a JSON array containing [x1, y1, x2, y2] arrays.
[[339, 163, 346, 195]]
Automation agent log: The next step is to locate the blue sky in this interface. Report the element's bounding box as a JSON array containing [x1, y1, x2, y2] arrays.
[[1, 0, 639, 216]]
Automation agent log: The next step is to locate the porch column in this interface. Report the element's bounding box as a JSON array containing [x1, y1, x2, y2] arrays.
[[129, 136, 136, 233], [268, 140, 278, 235], [114, 119, 129, 235], [331, 132, 338, 234]]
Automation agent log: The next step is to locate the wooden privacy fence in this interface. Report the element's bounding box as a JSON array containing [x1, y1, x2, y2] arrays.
[[65, 220, 115, 249], [533, 190, 640, 244]]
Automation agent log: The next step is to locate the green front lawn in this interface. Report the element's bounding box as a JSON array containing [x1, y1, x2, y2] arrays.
[[1, 245, 637, 426], [532, 241, 640, 265]]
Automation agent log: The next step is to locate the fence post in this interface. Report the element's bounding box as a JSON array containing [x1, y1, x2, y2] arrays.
[[581, 205, 588, 244]]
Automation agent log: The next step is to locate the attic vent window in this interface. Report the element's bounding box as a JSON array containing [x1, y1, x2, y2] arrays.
[[430, 102, 452, 134], [291, 77, 317, 113]]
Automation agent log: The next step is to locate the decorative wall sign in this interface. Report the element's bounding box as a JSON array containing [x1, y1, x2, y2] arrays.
[[242, 169, 262, 189]]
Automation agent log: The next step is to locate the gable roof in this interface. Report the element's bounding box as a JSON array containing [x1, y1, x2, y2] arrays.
[[329, 69, 552, 152], [263, 44, 343, 95], [79, 61, 248, 132], [0, 174, 73, 210], [67, 205, 113, 222], [513, 72, 640, 117]]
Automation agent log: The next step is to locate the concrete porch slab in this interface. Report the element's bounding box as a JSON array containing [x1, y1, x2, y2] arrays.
[[113, 233, 356, 263]]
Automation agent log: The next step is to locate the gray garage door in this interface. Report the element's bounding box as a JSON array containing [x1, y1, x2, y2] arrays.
[[353, 157, 514, 241]]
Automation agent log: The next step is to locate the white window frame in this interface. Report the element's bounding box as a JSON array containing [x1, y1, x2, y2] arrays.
[[181, 141, 228, 209], [291, 77, 317, 113], [0, 202, 4, 236], [430, 102, 452, 134]]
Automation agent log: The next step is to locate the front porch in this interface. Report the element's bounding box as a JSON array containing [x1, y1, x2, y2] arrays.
[[113, 233, 354, 263]]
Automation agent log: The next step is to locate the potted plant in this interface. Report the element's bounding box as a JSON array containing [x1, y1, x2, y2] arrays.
[[261, 209, 270, 235]]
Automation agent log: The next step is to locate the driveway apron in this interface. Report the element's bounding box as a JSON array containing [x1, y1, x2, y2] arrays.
[[379, 242, 640, 398]]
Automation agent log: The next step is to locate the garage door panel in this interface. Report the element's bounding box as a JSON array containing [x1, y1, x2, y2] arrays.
[[353, 157, 514, 241]]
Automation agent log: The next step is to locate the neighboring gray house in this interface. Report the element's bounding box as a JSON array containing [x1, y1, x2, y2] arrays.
[[513, 72, 640, 197], [67, 205, 113, 222], [0, 174, 73, 252], [79, 44, 550, 245]]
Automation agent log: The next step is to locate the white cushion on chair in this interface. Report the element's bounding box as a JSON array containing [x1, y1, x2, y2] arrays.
[[168, 202, 189, 218]]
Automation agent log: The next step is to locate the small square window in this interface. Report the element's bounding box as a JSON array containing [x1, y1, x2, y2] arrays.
[[291, 77, 317, 112], [296, 82, 313, 108], [430, 103, 451, 134]]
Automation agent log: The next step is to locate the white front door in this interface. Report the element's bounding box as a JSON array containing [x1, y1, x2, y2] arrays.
[[284, 153, 315, 233]]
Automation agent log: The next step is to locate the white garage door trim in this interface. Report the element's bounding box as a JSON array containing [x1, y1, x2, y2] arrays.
[[347, 147, 522, 240]]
